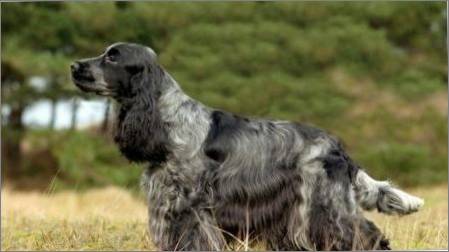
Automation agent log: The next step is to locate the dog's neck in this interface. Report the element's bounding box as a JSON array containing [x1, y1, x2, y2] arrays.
[[157, 74, 212, 161], [114, 71, 211, 165]]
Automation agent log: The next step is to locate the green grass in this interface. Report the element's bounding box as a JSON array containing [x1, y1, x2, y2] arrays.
[[2, 184, 447, 250]]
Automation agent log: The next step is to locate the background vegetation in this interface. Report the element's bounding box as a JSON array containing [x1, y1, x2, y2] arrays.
[[2, 2, 447, 191]]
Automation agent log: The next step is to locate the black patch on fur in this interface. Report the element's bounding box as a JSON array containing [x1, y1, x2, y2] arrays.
[[125, 65, 144, 76], [320, 141, 359, 184], [203, 110, 250, 163]]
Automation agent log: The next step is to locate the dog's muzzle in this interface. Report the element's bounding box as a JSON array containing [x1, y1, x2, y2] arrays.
[[71, 61, 95, 83]]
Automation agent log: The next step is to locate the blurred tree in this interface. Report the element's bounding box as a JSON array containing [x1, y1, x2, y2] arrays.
[[101, 99, 112, 133], [1, 2, 447, 188], [1, 61, 27, 176]]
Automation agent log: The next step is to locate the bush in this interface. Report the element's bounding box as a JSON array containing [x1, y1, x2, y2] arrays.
[[355, 142, 447, 187], [23, 129, 142, 191]]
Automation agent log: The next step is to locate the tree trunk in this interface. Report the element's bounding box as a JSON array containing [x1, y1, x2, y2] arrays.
[[1, 108, 5, 127], [2, 104, 25, 177], [49, 99, 57, 130], [70, 98, 79, 130], [101, 99, 111, 133]]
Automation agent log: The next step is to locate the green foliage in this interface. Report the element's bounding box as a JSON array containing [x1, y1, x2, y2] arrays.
[[356, 142, 446, 187], [24, 129, 141, 191], [388, 68, 446, 100], [52, 131, 140, 190]]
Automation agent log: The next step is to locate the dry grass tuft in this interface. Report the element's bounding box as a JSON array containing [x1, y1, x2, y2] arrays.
[[366, 184, 448, 250], [2, 184, 447, 250], [1, 186, 153, 250]]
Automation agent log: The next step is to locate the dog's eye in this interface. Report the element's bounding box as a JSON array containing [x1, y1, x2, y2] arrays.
[[105, 55, 116, 62], [105, 48, 120, 62]]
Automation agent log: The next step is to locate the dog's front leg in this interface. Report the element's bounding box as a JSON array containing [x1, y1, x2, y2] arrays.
[[142, 167, 226, 251]]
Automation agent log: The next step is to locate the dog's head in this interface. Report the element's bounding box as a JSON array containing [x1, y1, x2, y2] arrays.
[[71, 42, 162, 99]]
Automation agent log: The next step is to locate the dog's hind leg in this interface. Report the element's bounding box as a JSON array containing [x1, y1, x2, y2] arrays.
[[307, 211, 391, 251], [354, 216, 391, 250], [354, 170, 424, 215]]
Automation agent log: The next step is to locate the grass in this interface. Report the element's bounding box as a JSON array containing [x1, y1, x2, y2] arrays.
[[1, 184, 447, 250], [366, 184, 448, 250]]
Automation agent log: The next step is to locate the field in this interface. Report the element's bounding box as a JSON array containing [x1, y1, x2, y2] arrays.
[[1, 184, 447, 251]]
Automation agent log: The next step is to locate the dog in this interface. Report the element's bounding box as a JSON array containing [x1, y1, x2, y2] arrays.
[[71, 42, 424, 250]]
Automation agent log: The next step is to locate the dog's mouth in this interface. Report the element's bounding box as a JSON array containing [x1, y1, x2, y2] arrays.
[[73, 71, 96, 83], [72, 75, 115, 96], [72, 74, 96, 92]]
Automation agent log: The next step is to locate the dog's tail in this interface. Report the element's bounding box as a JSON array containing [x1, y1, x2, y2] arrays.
[[353, 170, 424, 215]]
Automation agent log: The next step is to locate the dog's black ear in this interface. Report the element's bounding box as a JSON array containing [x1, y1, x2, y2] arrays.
[[115, 62, 169, 163]]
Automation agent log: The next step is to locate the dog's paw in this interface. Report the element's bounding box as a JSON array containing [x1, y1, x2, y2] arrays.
[[377, 187, 424, 215]]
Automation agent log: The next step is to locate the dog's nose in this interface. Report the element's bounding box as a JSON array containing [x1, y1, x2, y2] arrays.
[[71, 61, 88, 73], [71, 61, 80, 72]]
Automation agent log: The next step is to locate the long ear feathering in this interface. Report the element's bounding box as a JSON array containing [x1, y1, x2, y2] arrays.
[[114, 60, 171, 164]]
